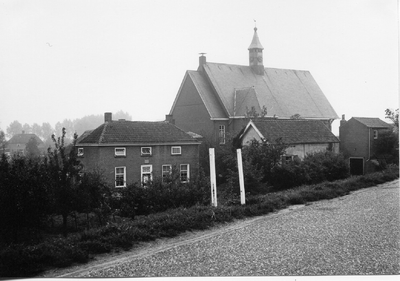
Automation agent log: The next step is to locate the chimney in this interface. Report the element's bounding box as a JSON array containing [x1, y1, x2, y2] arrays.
[[104, 112, 112, 122], [165, 114, 175, 125], [340, 114, 347, 127], [198, 53, 206, 71]]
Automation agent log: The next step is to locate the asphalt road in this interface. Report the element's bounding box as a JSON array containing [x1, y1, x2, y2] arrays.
[[49, 179, 399, 277]]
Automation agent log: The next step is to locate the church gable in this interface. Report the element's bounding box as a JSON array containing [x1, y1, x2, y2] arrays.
[[169, 71, 222, 134]]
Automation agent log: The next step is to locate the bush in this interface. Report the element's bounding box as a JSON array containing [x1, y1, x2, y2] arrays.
[[114, 169, 211, 218], [0, 167, 397, 277], [269, 151, 350, 191]]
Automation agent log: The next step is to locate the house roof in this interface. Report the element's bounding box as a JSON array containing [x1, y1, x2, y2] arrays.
[[200, 62, 338, 119], [8, 133, 43, 145], [243, 119, 339, 144], [352, 117, 392, 128], [76, 120, 199, 145]]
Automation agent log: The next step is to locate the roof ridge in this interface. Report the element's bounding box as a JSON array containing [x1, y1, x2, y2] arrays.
[[98, 123, 108, 144]]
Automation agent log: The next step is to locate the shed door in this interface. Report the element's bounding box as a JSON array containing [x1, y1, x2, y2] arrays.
[[350, 158, 364, 175]]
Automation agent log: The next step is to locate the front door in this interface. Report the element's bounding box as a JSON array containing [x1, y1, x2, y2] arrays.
[[350, 158, 364, 175]]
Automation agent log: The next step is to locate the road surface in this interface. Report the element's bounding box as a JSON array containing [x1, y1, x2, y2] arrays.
[[44, 179, 400, 277]]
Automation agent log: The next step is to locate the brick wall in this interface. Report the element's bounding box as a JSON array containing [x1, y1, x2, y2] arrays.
[[77, 144, 200, 187]]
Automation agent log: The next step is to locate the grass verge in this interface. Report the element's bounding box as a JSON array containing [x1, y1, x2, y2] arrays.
[[0, 167, 398, 277]]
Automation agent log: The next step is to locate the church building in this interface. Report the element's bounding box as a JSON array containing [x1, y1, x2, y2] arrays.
[[167, 27, 338, 144]]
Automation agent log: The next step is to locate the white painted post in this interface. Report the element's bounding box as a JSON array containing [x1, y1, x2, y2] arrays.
[[209, 148, 217, 207], [237, 148, 246, 205]]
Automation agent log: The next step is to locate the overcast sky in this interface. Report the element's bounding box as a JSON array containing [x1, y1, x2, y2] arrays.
[[0, 0, 398, 135]]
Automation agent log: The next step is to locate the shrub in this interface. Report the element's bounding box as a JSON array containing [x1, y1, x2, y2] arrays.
[[114, 169, 210, 218], [269, 151, 350, 191]]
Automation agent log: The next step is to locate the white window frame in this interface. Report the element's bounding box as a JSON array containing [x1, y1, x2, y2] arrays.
[[171, 146, 181, 155], [180, 164, 190, 183], [115, 147, 126, 156], [162, 164, 172, 181], [141, 147, 152, 156], [373, 130, 378, 139], [77, 148, 84, 157], [115, 166, 126, 188], [219, 125, 226, 144], [141, 164, 153, 186]]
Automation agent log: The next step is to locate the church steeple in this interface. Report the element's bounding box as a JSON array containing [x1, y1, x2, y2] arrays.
[[248, 27, 264, 75]]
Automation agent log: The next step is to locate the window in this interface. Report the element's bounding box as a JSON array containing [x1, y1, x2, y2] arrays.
[[141, 147, 152, 156], [373, 130, 378, 139], [77, 148, 84, 157], [115, 167, 126, 188], [219, 125, 226, 144], [283, 155, 295, 164], [180, 164, 189, 183], [141, 165, 152, 186], [171, 146, 181, 155], [162, 165, 172, 181], [115, 147, 126, 157]]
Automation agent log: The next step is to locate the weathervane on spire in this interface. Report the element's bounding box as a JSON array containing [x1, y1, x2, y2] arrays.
[[253, 19, 257, 31]]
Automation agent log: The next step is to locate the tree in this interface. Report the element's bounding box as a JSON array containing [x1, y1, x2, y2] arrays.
[[6, 120, 23, 138], [41, 122, 54, 140], [0, 154, 51, 243], [373, 129, 399, 168], [242, 137, 289, 183], [32, 123, 43, 138], [47, 128, 82, 236], [25, 136, 40, 158], [0, 131, 6, 154], [113, 110, 132, 121], [55, 119, 74, 140], [22, 123, 31, 133], [385, 108, 399, 131], [245, 105, 268, 119]]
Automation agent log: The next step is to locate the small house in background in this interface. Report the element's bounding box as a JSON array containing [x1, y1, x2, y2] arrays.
[[239, 119, 339, 161], [75, 113, 201, 188], [7, 132, 45, 156], [339, 115, 393, 175]]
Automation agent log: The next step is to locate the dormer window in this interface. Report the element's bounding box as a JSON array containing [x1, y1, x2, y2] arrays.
[[141, 147, 152, 156], [115, 147, 126, 157], [171, 146, 181, 155]]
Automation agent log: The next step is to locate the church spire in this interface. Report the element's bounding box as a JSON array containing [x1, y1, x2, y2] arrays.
[[248, 26, 264, 75]]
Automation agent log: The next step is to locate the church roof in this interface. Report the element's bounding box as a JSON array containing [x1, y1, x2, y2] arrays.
[[201, 62, 338, 119], [187, 71, 226, 118]]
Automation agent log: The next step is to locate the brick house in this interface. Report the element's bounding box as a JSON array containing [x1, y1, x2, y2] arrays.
[[339, 115, 393, 175], [167, 27, 338, 145], [75, 113, 200, 187], [239, 119, 339, 161], [7, 132, 45, 155]]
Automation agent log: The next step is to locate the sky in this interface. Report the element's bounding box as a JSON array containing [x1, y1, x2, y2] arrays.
[[0, 0, 398, 136]]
